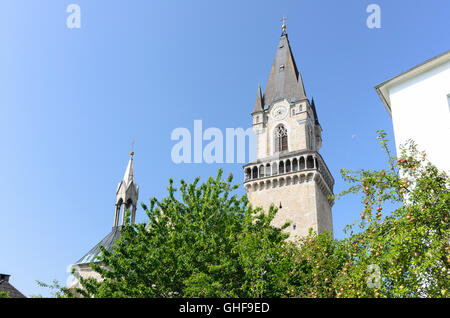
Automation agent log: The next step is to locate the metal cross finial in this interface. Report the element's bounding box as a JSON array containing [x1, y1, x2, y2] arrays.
[[281, 16, 287, 33], [130, 138, 135, 156]]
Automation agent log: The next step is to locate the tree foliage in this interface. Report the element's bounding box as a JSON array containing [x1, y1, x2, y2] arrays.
[[334, 131, 449, 297], [0, 291, 9, 298], [45, 131, 448, 298], [75, 170, 293, 297]]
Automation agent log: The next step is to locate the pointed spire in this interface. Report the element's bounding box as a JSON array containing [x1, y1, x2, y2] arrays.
[[311, 97, 320, 125], [262, 30, 307, 106], [297, 71, 307, 99], [252, 84, 264, 114], [122, 152, 135, 187], [114, 151, 139, 227]]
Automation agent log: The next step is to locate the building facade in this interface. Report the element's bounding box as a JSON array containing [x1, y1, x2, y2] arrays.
[[375, 50, 450, 174], [243, 24, 334, 240]]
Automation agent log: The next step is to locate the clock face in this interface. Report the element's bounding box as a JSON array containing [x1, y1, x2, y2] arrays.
[[272, 105, 288, 120]]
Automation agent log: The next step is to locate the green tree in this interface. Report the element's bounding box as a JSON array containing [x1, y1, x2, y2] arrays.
[[40, 131, 449, 298], [335, 131, 449, 297], [287, 230, 349, 298], [36, 279, 74, 298], [0, 291, 9, 298], [76, 170, 293, 297]]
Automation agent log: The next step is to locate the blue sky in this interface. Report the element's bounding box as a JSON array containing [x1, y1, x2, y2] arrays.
[[0, 0, 448, 297]]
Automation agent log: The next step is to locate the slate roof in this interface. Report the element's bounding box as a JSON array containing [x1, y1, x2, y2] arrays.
[[75, 226, 122, 265], [0, 275, 26, 298], [262, 32, 307, 106], [252, 84, 264, 114], [311, 97, 320, 125]]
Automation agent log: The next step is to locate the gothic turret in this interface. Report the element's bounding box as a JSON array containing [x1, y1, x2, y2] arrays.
[[73, 151, 139, 268], [114, 152, 139, 227], [252, 84, 264, 114]]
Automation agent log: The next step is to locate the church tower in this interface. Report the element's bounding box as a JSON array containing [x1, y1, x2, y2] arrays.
[[243, 23, 334, 239]]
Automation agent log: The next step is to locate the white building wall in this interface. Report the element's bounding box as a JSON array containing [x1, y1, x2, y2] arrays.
[[388, 60, 450, 173]]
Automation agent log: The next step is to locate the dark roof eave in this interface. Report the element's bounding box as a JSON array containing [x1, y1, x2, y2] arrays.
[[75, 226, 122, 265]]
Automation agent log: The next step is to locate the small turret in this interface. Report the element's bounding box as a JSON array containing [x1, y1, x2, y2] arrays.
[[113, 152, 139, 227], [252, 84, 264, 115]]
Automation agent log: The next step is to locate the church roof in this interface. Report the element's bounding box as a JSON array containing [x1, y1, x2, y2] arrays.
[[263, 31, 307, 106], [75, 226, 121, 265]]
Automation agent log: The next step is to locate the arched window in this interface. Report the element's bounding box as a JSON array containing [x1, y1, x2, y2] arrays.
[[274, 125, 288, 153], [265, 163, 271, 177], [126, 199, 133, 213], [299, 157, 305, 170], [307, 155, 314, 169], [252, 166, 258, 179], [279, 161, 285, 174], [259, 165, 265, 178], [292, 158, 298, 171], [245, 168, 251, 181], [272, 162, 278, 175]]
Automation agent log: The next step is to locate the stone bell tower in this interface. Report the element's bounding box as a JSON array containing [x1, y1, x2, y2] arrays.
[[243, 22, 334, 240]]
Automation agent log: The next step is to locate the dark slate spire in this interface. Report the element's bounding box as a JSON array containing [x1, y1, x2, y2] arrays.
[[311, 97, 320, 125], [252, 84, 264, 114], [263, 30, 307, 106], [297, 71, 307, 100]]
